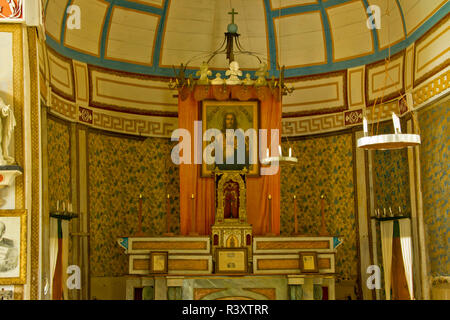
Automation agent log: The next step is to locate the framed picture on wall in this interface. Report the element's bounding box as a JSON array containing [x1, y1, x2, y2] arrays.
[[0, 285, 14, 300], [202, 100, 259, 177], [299, 252, 318, 273], [150, 252, 168, 274], [0, 210, 27, 284], [215, 248, 247, 274]]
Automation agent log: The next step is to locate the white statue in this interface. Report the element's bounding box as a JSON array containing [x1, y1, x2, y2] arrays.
[[225, 61, 242, 85], [0, 98, 16, 165], [255, 62, 269, 86], [211, 73, 224, 85], [196, 61, 212, 85]]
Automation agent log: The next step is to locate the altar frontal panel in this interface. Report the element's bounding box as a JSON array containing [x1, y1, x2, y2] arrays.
[[253, 253, 335, 274], [128, 237, 210, 254], [129, 255, 212, 275], [253, 236, 335, 254]]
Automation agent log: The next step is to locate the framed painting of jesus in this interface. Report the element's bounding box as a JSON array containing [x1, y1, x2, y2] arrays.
[[202, 100, 259, 177]]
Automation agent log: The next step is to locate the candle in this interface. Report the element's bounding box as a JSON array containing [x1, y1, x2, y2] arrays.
[[293, 195, 298, 234], [62, 201, 65, 212], [392, 112, 401, 134], [389, 206, 393, 217], [363, 117, 368, 136], [166, 194, 171, 234], [383, 208, 387, 217], [266, 148, 269, 158], [190, 193, 196, 235], [57, 200, 60, 211], [68, 202, 72, 212], [268, 194, 272, 234], [289, 148, 292, 158], [278, 146, 282, 157]]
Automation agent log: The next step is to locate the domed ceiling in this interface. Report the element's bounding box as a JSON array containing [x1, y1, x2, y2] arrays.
[[43, 0, 449, 78]]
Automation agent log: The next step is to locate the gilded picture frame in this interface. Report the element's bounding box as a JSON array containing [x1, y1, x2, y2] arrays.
[[299, 252, 319, 273], [0, 209, 27, 284], [202, 100, 259, 177], [150, 251, 168, 274], [215, 248, 248, 274]]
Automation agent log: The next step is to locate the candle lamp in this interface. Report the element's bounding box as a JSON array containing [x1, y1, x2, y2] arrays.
[[363, 117, 369, 136], [50, 200, 78, 221]]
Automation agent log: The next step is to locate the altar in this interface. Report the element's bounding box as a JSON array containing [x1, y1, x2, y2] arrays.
[[117, 169, 341, 300], [118, 235, 340, 300]]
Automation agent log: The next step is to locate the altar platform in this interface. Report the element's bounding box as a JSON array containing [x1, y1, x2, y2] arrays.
[[117, 235, 342, 300]]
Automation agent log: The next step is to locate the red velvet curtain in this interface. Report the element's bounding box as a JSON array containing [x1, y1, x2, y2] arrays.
[[178, 86, 281, 235]]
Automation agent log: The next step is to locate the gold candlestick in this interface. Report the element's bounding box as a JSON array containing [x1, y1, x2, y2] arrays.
[[189, 194, 198, 236], [293, 195, 300, 236], [135, 194, 145, 236], [164, 194, 174, 236], [266, 194, 275, 236], [319, 194, 329, 236]]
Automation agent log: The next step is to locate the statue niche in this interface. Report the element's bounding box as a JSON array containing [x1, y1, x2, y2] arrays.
[[223, 180, 239, 219], [211, 170, 253, 261]]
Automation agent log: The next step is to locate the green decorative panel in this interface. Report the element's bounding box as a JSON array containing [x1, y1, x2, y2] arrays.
[[88, 131, 179, 277], [289, 285, 303, 300], [418, 101, 450, 277], [142, 286, 154, 300], [280, 134, 358, 281]]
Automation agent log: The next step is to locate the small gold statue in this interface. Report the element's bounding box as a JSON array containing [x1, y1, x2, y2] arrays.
[[255, 62, 269, 86], [196, 61, 212, 85]]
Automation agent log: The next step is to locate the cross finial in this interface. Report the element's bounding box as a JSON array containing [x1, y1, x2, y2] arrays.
[[228, 8, 238, 24]]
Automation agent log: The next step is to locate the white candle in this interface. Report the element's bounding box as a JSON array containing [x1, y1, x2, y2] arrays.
[[266, 148, 269, 158], [57, 200, 60, 211], [383, 208, 387, 217], [392, 112, 401, 134], [363, 117, 368, 136], [289, 148, 292, 158], [62, 201, 66, 212], [278, 145, 282, 157], [389, 206, 393, 217]]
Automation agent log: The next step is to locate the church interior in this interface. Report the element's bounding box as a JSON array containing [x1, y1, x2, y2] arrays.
[[0, 0, 448, 301]]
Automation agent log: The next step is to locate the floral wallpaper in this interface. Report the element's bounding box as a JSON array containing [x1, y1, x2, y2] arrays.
[[47, 117, 71, 212], [418, 101, 449, 277], [47, 117, 74, 298], [280, 134, 358, 281], [88, 131, 179, 277], [372, 121, 411, 214]]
